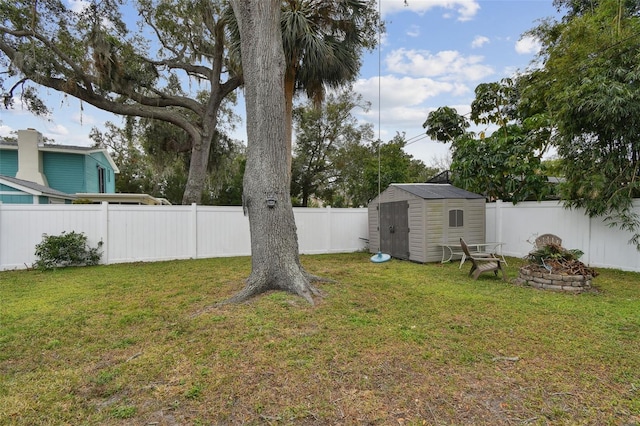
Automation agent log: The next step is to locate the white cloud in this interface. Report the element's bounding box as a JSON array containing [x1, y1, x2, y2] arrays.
[[46, 124, 70, 137], [385, 48, 494, 81], [515, 35, 542, 55], [406, 25, 420, 38], [355, 75, 456, 111], [379, 0, 480, 22], [66, 0, 90, 14], [71, 112, 98, 126], [471, 35, 490, 49], [0, 124, 13, 137]]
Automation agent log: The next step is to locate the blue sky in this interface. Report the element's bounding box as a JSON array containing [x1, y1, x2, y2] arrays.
[[355, 0, 560, 165], [0, 0, 561, 167]]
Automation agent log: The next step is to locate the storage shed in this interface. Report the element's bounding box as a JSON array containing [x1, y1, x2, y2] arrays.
[[368, 183, 486, 263]]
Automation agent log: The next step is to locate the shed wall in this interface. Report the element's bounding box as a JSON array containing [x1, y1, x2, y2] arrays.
[[368, 186, 424, 256], [424, 199, 446, 262], [407, 199, 425, 262]]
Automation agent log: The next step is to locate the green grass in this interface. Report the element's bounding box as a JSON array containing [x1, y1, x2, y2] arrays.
[[1, 254, 639, 425]]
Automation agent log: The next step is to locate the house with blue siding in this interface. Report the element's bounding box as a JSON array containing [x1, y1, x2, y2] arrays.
[[0, 128, 119, 204]]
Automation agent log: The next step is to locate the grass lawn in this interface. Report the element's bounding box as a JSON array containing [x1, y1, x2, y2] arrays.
[[1, 253, 639, 425]]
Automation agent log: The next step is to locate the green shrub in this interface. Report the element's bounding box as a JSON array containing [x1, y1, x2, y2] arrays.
[[34, 231, 103, 270]]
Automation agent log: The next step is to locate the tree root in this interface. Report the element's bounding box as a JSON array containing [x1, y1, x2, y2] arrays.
[[193, 265, 329, 316]]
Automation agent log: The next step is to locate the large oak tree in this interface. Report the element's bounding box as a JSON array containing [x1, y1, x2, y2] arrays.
[[0, 0, 241, 204], [227, 0, 325, 304]]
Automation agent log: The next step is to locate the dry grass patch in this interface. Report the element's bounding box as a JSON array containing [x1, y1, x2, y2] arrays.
[[1, 254, 639, 425]]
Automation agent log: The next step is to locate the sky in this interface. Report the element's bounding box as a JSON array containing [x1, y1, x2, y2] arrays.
[[0, 0, 561, 167]]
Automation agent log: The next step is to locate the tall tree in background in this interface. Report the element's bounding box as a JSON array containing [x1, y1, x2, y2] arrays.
[[280, 0, 378, 173], [424, 79, 552, 202], [552, 0, 640, 19], [290, 89, 435, 208], [290, 88, 373, 206], [362, 135, 436, 201], [90, 118, 245, 205], [524, 0, 640, 247], [228, 0, 325, 304], [0, 0, 241, 204]]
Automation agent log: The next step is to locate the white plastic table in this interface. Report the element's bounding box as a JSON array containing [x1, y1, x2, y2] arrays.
[[438, 242, 506, 268]]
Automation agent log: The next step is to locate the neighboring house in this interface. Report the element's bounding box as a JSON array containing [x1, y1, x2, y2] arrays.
[[0, 128, 119, 204]]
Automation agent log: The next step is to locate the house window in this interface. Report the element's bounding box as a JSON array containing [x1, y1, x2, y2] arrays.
[[97, 166, 106, 193], [449, 209, 463, 227]]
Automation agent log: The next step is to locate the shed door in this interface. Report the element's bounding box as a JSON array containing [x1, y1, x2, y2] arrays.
[[380, 201, 410, 260]]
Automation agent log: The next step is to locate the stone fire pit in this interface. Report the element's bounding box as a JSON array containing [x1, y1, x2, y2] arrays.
[[515, 265, 594, 292], [516, 239, 598, 293]]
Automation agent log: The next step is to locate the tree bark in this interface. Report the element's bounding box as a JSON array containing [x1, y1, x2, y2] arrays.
[[228, 0, 325, 304], [284, 67, 296, 180]]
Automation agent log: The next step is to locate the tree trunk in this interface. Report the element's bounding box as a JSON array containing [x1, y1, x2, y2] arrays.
[[182, 132, 208, 205], [228, 0, 325, 304]]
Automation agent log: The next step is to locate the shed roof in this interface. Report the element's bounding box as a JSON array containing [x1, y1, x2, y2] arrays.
[[391, 183, 484, 200]]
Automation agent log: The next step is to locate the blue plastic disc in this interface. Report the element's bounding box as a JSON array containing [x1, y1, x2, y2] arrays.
[[370, 252, 391, 263]]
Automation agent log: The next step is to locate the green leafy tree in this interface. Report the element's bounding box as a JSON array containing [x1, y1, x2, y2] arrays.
[[422, 106, 469, 143], [357, 135, 436, 206], [290, 88, 373, 207], [330, 139, 373, 207], [424, 80, 552, 202], [525, 0, 640, 247], [205, 155, 245, 206], [449, 127, 552, 202], [0, 0, 242, 204], [552, 0, 640, 19], [279, 0, 379, 173]]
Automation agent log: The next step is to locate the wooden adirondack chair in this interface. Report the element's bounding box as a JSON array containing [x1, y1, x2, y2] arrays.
[[460, 238, 506, 281]]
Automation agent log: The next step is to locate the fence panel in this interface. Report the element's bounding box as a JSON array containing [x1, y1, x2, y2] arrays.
[[293, 208, 369, 254], [0, 204, 103, 270], [196, 206, 251, 258], [106, 205, 195, 263], [0, 204, 369, 270], [327, 208, 369, 253], [2, 202, 639, 272], [486, 200, 640, 272]]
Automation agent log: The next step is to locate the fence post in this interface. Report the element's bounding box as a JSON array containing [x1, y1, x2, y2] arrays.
[[100, 201, 109, 265], [190, 203, 198, 259], [326, 206, 332, 253], [495, 200, 503, 244]]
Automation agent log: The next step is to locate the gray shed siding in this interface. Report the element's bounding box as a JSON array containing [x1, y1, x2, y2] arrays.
[[424, 199, 446, 263], [368, 184, 485, 263], [407, 199, 424, 262]]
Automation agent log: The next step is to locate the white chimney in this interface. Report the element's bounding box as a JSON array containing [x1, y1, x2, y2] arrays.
[[16, 129, 49, 186]]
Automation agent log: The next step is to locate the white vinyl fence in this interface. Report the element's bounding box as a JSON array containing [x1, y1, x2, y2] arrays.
[[0, 203, 369, 271], [486, 200, 640, 272], [1, 200, 639, 272]]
